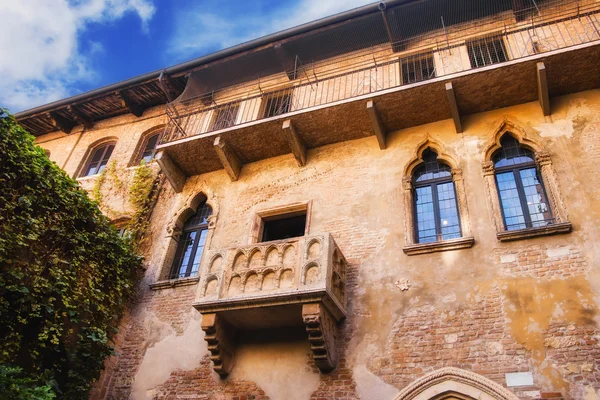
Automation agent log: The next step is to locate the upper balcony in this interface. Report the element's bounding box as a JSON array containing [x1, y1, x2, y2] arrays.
[[193, 233, 347, 376], [156, 0, 600, 187]]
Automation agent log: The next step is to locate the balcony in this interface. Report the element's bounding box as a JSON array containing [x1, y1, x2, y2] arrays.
[[193, 233, 347, 376], [155, 1, 600, 186]]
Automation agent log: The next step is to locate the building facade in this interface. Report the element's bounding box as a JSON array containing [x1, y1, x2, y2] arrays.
[[17, 1, 600, 399]]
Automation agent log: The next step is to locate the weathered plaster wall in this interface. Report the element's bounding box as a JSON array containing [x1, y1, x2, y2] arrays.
[[37, 90, 600, 400]]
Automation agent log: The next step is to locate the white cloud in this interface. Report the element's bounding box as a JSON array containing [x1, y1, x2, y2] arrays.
[[0, 0, 155, 113], [167, 0, 374, 61]]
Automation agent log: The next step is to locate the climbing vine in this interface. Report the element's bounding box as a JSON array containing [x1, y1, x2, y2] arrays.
[[0, 111, 142, 399]]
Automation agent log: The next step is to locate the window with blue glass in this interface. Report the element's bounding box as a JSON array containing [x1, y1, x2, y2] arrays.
[[170, 202, 212, 279], [493, 134, 552, 231], [413, 149, 461, 243]]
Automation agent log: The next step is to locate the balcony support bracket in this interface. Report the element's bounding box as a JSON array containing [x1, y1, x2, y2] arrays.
[[445, 82, 463, 134], [155, 151, 186, 193], [201, 313, 236, 377], [66, 106, 94, 130], [214, 136, 242, 181], [118, 90, 144, 117], [302, 303, 338, 372], [537, 62, 551, 116], [47, 112, 76, 134], [282, 119, 307, 167], [366, 100, 387, 150]]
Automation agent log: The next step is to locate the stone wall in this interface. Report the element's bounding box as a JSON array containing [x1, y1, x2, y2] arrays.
[[37, 89, 600, 400]]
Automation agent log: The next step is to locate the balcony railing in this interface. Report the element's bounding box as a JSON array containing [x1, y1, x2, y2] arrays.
[[193, 233, 347, 376], [161, 3, 600, 145]]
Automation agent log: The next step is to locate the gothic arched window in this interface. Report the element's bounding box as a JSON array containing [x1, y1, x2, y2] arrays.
[[170, 201, 213, 279], [81, 142, 115, 177], [413, 149, 461, 243], [492, 133, 552, 231]]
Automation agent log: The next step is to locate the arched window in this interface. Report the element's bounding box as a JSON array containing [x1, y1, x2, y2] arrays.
[[170, 201, 213, 279], [81, 142, 115, 177], [493, 133, 552, 231], [138, 132, 161, 164], [413, 149, 461, 243]]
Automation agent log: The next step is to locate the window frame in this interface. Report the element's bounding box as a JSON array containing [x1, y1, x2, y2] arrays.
[[80, 142, 115, 177], [211, 102, 240, 131], [466, 35, 508, 68], [137, 132, 161, 165], [249, 201, 311, 244], [169, 202, 212, 279], [494, 158, 553, 231], [412, 172, 462, 244], [261, 92, 292, 118], [400, 53, 436, 85]]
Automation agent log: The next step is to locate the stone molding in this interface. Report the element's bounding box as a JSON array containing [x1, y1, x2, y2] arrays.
[[149, 276, 199, 290], [403, 236, 475, 255], [402, 136, 473, 252], [394, 367, 519, 400], [481, 118, 570, 237], [496, 222, 572, 241]]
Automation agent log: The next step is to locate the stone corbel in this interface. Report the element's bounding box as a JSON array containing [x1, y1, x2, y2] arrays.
[[302, 303, 338, 372], [201, 313, 236, 377]]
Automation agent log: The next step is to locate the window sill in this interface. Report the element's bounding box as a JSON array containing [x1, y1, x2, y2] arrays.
[[496, 222, 572, 242], [149, 276, 199, 290], [76, 174, 100, 182], [403, 236, 475, 256]]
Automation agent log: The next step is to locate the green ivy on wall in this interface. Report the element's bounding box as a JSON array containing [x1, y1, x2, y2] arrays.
[[0, 110, 143, 399]]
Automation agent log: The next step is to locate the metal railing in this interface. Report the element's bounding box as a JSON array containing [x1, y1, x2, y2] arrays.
[[161, 4, 600, 145]]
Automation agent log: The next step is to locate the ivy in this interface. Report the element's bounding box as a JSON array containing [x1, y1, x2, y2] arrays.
[[0, 111, 142, 399]]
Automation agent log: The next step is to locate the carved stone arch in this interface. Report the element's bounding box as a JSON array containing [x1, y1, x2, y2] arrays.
[[403, 135, 460, 178], [480, 118, 570, 236], [402, 136, 474, 254], [394, 367, 519, 400], [74, 136, 119, 178], [128, 124, 166, 167], [482, 118, 546, 163]]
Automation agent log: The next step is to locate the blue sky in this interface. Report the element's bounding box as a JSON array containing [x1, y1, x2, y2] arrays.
[[0, 0, 373, 113]]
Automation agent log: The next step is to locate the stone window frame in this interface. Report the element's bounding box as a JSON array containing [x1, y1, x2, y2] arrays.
[[127, 125, 165, 167], [248, 201, 312, 245], [481, 119, 571, 241], [402, 137, 474, 255], [74, 136, 119, 179], [150, 191, 219, 290]]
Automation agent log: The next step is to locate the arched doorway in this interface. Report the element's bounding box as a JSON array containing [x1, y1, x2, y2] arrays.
[[394, 367, 519, 400]]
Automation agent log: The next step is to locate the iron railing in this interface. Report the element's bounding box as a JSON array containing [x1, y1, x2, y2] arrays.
[[161, 3, 600, 144]]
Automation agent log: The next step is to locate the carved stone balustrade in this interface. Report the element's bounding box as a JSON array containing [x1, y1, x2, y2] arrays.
[[193, 233, 348, 376]]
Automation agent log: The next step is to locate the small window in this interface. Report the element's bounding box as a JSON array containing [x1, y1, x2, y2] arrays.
[[81, 143, 115, 177], [170, 202, 213, 279], [211, 103, 240, 131], [413, 149, 461, 243], [401, 55, 436, 84], [261, 212, 307, 242], [493, 134, 553, 231], [138, 133, 160, 164], [467, 36, 508, 68], [262, 93, 292, 118]]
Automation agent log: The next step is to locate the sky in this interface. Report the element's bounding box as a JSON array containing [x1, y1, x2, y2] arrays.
[[0, 0, 375, 113]]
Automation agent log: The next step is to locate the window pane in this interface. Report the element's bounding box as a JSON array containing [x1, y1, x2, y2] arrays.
[[414, 149, 452, 183], [496, 171, 527, 230], [415, 186, 437, 243], [520, 168, 552, 227], [96, 145, 114, 174], [174, 231, 197, 278], [190, 229, 208, 276], [140, 134, 159, 164], [493, 134, 535, 168], [184, 202, 213, 229], [437, 182, 461, 240]]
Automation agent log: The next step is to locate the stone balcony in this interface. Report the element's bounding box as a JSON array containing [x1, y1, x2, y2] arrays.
[[192, 233, 347, 376]]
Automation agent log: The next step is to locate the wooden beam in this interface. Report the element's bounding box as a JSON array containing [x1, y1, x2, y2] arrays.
[[46, 111, 76, 134], [155, 151, 186, 193], [366, 100, 386, 150], [445, 82, 463, 133], [274, 44, 297, 80], [214, 136, 242, 181], [66, 105, 94, 129], [118, 90, 144, 117], [282, 120, 307, 166], [537, 62, 551, 116]]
